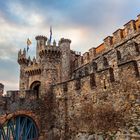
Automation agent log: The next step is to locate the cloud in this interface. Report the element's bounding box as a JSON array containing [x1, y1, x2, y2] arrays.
[[0, 59, 19, 91], [0, 0, 140, 90]]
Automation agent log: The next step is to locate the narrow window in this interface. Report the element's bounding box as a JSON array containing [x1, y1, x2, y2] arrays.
[[87, 53, 90, 60], [103, 79, 107, 89], [117, 50, 121, 60], [90, 73, 96, 88], [78, 70, 82, 78], [85, 67, 89, 75], [133, 61, 139, 77], [92, 62, 97, 71], [109, 68, 115, 82], [135, 42, 139, 53], [103, 57, 109, 67]]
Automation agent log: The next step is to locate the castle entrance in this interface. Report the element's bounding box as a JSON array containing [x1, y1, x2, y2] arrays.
[[30, 81, 41, 99], [0, 115, 39, 140]]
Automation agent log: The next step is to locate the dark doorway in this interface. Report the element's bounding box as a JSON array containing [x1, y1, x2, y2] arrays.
[[30, 81, 41, 99]]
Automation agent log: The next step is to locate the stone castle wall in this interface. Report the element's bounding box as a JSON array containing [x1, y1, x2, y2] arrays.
[[53, 56, 140, 139], [51, 15, 140, 139], [0, 15, 140, 140]]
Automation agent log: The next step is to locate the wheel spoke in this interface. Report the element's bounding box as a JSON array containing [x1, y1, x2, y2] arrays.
[[0, 116, 38, 140]]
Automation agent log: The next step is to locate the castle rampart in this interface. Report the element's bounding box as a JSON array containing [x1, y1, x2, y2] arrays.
[[74, 15, 140, 71], [0, 14, 140, 140]]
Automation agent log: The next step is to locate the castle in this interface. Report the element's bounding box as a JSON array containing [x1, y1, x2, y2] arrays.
[[0, 14, 140, 140]]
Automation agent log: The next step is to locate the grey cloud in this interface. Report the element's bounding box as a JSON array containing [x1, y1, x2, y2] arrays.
[[0, 42, 19, 60], [0, 59, 19, 91]]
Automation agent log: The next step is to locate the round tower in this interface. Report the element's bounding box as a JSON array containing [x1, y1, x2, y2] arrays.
[[35, 35, 47, 62], [37, 38, 62, 97], [59, 38, 71, 82]]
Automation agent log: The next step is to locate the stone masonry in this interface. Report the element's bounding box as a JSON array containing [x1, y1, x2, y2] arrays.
[[0, 15, 140, 140]]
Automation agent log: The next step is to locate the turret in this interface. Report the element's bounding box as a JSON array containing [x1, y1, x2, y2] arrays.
[[39, 40, 61, 59], [18, 48, 28, 65], [59, 38, 71, 81], [35, 35, 47, 61], [36, 36, 62, 97], [17, 48, 29, 91]]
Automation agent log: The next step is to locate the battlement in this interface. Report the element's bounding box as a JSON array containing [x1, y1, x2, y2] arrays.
[[39, 42, 61, 58], [5, 90, 38, 100], [35, 35, 47, 41], [25, 60, 41, 76], [58, 38, 71, 45], [53, 59, 140, 99], [74, 15, 140, 69], [18, 48, 28, 65], [73, 39, 140, 79]]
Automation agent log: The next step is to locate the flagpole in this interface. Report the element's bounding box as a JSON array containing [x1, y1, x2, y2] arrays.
[[49, 26, 52, 44]]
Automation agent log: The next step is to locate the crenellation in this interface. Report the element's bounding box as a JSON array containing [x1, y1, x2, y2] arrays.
[[77, 56, 83, 67], [113, 29, 123, 44], [18, 48, 28, 65], [2, 14, 139, 140], [35, 35, 47, 41], [83, 52, 90, 64], [58, 38, 71, 45], [53, 59, 139, 100], [89, 47, 96, 60], [124, 20, 136, 36], [6, 90, 20, 101], [104, 36, 113, 49]]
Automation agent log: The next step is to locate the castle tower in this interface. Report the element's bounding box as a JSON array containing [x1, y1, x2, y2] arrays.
[[59, 38, 71, 82], [35, 36, 47, 62], [37, 36, 61, 97], [18, 48, 29, 91]]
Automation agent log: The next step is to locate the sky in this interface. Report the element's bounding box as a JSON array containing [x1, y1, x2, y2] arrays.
[[0, 0, 140, 92]]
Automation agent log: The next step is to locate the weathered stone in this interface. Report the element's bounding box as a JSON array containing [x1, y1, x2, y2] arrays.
[[0, 14, 140, 140]]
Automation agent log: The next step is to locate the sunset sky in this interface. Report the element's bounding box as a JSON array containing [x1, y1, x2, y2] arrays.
[[0, 0, 140, 92]]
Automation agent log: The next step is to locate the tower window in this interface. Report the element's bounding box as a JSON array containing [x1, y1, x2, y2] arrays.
[[109, 68, 115, 82], [103, 57, 109, 67], [103, 79, 107, 89], [92, 62, 97, 71], [85, 67, 89, 75], [133, 61, 139, 77], [117, 50, 121, 60], [90, 73, 96, 88], [135, 42, 140, 53], [78, 70, 82, 78]]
